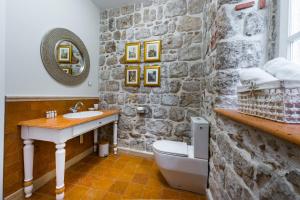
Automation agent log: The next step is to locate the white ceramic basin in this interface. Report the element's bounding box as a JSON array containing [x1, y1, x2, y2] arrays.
[[63, 111, 103, 119]]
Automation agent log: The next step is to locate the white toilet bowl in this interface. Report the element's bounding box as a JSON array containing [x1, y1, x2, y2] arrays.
[[153, 140, 208, 194], [152, 117, 209, 194]]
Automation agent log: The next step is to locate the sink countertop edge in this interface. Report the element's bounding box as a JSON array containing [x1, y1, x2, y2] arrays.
[[18, 109, 120, 130]]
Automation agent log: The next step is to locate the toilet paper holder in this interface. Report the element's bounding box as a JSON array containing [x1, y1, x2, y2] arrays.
[[136, 107, 146, 114]]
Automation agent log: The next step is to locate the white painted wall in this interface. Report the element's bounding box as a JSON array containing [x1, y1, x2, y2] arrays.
[[5, 0, 100, 97], [92, 0, 142, 9], [0, 0, 6, 197]]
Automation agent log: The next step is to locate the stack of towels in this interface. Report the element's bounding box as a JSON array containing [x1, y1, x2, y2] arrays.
[[239, 57, 300, 87]]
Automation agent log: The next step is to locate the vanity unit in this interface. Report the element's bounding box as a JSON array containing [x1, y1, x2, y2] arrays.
[[18, 110, 119, 200]]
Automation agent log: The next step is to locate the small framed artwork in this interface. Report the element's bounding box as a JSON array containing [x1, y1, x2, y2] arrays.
[[144, 40, 161, 62], [125, 42, 141, 63], [125, 66, 140, 87], [144, 66, 161, 87], [57, 45, 72, 63], [61, 67, 72, 75]]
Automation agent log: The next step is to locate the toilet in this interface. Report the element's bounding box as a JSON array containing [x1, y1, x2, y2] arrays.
[[152, 117, 209, 194]]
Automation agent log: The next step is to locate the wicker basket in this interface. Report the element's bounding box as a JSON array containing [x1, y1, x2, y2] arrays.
[[237, 80, 300, 123]]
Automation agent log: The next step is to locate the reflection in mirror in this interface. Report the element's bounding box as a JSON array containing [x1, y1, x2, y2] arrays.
[[55, 41, 85, 76]]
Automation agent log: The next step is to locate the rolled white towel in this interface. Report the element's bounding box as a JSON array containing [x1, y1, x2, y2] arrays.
[[262, 57, 300, 80], [239, 67, 278, 86]]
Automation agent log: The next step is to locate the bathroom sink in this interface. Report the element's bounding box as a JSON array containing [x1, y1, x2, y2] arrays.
[[63, 111, 103, 119]]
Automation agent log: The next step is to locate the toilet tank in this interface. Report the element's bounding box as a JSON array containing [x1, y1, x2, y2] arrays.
[[191, 117, 209, 160]]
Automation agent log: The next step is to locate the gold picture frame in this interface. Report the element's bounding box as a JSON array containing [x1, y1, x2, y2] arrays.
[[125, 42, 141, 63], [144, 66, 161, 87], [144, 40, 161, 62], [57, 45, 72, 63], [125, 66, 140, 87]]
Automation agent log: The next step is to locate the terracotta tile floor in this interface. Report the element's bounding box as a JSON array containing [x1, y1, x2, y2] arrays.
[[27, 152, 206, 200]]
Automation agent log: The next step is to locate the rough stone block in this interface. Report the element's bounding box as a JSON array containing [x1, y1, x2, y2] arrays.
[[244, 12, 265, 36], [180, 93, 200, 107], [123, 105, 137, 117], [153, 106, 168, 119], [134, 13, 142, 24], [110, 67, 124, 80], [106, 55, 118, 66], [178, 45, 201, 61], [182, 81, 200, 92], [152, 22, 169, 36], [260, 177, 297, 200], [188, 0, 204, 14], [163, 34, 183, 49], [100, 70, 110, 80], [121, 5, 134, 15], [169, 80, 182, 93], [165, 0, 187, 18], [109, 8, 121, 18], [177, 16, 202, 32], [174, 123, 191, 137], [216, 40, 262, 69], [169, 62, 188, 78], [146, 120, 173, 136], [105, 41, 116, 53], [162, 94, 179, 106], [109, 18, 116, 32], [105, 81, 120, 91], [189, 62, 202, 78], [116, 15, 133, 30], [169, 107, 185, 122], [135, 28, 151, 39]]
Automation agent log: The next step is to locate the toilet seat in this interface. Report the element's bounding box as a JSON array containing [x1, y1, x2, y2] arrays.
[[153, 140, 188, 157]]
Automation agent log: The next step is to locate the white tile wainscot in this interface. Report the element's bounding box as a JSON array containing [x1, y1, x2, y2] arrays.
[[20, 113, 119, 200]]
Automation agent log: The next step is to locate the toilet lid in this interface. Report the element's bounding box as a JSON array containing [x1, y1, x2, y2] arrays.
[[153, 140, 188, 157]]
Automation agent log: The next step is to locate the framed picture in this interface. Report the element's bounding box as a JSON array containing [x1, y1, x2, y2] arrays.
[[61, 67, 72, 75], [144, 66, 160, 87], [125, 66, 140, 87], [57, 45, 72, 63], [144, 40, 161, 62], [125, 42, 141, 63]]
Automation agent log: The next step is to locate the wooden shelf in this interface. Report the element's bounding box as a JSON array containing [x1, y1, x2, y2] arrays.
[[214, 108, 300, 146]]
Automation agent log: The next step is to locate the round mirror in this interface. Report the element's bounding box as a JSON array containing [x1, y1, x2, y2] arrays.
[[41, 28, 90, 85], [55, 40, 85, 76]]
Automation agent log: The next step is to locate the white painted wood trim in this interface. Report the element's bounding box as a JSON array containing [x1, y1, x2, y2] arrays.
[[4, 147, 93, 200], [0, 0, 6, 197], [118, 147, 154, 159], [206, 188, 214, 200], [279, 0, 290, 58], [5, 96, 99, 102]]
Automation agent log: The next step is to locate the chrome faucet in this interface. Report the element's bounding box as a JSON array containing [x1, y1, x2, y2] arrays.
[[70, 101, 84, 113]]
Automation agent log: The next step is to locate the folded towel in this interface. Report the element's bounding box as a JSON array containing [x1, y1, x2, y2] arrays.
[[262, 57, 300, 80], [239, 67, 278, 86]]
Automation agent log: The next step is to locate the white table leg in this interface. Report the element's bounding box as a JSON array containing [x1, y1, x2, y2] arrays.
[[93, 129, 98, 153], [113, 121, 118, 154], [55, 143, 65, 200], [23, 139, 34, 198]]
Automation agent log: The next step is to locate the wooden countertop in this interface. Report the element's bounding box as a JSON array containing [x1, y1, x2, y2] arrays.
[[18, 110, 120, 130], [215, 108, 300, 146]]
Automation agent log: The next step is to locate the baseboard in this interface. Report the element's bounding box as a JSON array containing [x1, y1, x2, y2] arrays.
[[206, 188, 213, 200], [118, 147, 154, 159], [4, 147, 93, 200]]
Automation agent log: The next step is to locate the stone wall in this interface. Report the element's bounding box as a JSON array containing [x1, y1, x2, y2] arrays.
[[201, 0, 300, 199], [98, 0, 300, 199], [98, 0, 203, 151]]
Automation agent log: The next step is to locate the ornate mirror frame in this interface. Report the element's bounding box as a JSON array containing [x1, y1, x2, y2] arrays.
[[41, 28, 90, 85]]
